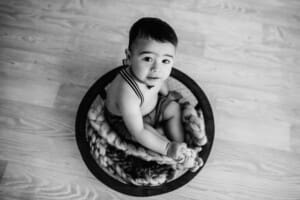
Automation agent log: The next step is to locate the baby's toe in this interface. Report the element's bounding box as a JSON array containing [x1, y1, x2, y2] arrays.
[[194, 135, 208, 146]]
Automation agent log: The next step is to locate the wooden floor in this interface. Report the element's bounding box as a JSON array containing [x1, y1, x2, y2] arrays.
[[1, 0, 300, 199]]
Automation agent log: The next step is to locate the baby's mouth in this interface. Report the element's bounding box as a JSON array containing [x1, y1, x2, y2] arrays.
[[146, 77, 160, 89], [147, 76, 160, 80]]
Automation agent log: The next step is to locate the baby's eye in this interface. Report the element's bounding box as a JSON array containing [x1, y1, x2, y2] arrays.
[[162, 59, 171, 64], [143, 57, 153, 62]]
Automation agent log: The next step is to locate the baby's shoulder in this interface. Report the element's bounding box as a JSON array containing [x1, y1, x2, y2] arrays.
[[159, 81, 169, 96], [112, 75, 140, 101]]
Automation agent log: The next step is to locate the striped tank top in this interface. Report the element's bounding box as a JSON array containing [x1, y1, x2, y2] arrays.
[[119, 68, 144, 106]]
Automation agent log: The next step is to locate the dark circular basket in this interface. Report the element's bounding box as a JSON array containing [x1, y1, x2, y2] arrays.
[[75, 66, 214, 196]]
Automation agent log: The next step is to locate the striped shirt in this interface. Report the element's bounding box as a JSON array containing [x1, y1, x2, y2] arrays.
[[119, 68, 144, 106]]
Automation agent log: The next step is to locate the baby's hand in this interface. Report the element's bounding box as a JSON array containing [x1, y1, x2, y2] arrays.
[[166, 142, 187, 161]]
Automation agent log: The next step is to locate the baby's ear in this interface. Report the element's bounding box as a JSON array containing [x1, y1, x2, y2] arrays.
[[125, 49, 131, 59], [124, 49, 132, 66]]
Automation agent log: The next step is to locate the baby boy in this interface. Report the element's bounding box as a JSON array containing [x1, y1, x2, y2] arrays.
[[104, 17, 189, 161]]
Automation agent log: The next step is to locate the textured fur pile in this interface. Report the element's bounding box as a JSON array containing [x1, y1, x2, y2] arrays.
[[86, 91, 207, 186]]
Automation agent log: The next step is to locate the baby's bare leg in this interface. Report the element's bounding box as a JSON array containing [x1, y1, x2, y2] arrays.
[[144, 123, 169, 142], [163, 101, 185, 142]]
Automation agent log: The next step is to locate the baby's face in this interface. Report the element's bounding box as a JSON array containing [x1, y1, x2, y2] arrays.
[[127, 38, 176, 88]]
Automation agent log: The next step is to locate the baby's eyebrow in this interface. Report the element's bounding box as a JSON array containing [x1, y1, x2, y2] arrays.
[[139, 51, 174, 58]]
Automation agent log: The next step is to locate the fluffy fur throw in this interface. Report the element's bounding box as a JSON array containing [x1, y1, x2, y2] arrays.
[[86, 91, 207, 186]]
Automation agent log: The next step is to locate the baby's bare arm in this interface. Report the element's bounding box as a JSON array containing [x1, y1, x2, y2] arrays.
[[159, 81, 169, 96], [118, 86, 170, 155]]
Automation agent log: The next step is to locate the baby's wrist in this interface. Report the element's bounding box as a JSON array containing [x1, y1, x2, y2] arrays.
[[166, 141, 179, 158], [165, 141, 171, 156]]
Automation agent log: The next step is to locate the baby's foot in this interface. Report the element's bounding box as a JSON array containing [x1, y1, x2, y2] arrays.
[[182, 105, 207, 146], [166, 142, 187, 161], [190, 156, 204, 172]]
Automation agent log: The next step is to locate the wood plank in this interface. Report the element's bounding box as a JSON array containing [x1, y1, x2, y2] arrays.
[[0, 69, 60, 108], [0, 98, 74, 137], [176, 57, 300, 92], [0, 163, 119, 200], [0, 160, 8, 181], [1, 139, 300, 200], [0, 99, 91, 177], [54, 83, 88, 113], [0, 24, 124, 61], [0, 0, 300, 199], [1, 1, 299, 70], [0, 48, 120, 87], [194, 139, 300, 200], [290, 123, 300, 154]]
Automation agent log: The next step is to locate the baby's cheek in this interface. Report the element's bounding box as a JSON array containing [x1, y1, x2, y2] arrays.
[[164, 68, 172, 78], [161, 73, 170, 81]]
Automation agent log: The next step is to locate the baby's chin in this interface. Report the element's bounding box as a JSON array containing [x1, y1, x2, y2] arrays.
[[146, 79, 165, 88]]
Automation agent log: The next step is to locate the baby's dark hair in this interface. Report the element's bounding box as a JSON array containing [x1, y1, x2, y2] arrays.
[[128, 17, 178, 50]]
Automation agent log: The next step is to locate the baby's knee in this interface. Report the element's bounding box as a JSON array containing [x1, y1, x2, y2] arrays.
[[163, 101, 181, 119], [169, 101, 181, 111]]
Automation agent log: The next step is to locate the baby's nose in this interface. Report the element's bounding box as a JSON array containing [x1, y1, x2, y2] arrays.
[[151, 61, 160, 72]]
